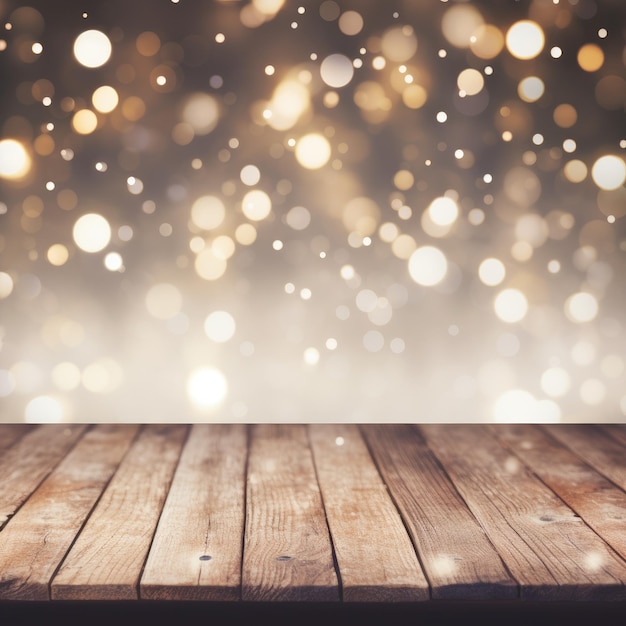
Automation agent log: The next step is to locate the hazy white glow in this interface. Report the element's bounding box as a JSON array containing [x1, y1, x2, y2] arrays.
[[204, 311, 236, 343], [82, 358, 123, 394], [72, 109, 98, 134], [104, 252, 123, 271], [0, 139, 31, 179], [25, 395, 63, 423], [73, 30, 112, 68], [52, 362, 82, 391], [494, 289, 528, 323], [518, 76, 544, 102], [295, 133, 331, 169], [304, 347, 320, 365], [267, 80, 309, 130], [565, 292, 598, 323], [240, 165, 261, 186], [540, 367, 571, 398], [580, 379, 606, 406], [286, 205, 311, 230], [494, 389, 560, 423], [145, 283, 183, 320], [187, 368, 227, 409], [182, 93, 219, 135], [320, 54, 354, 88], [242, 189, 272, 221], [195, 248, 227, 280], [457, 68, 484, 95], [591, 155, 626, 190], [506, 21, 544, 60], [408, 246, 448, 286], [478, 258, 506, 286], [73, 213, 111, 253], [0, 272, 14, 298]]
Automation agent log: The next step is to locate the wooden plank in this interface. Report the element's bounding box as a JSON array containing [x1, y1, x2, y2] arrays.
[[242, 425, 339, 601], [140, 425, 247, 600], [490, 424, 626, 565], [0, 425, 139, 600], [0, 425, 87, 529], [308, 424, 429, 602], [598, 424, 626, 447], [361, 425, 516, 600], [0, 424, 32, 451], [544, 425, 626, 491], [51, 425, 188, 600], [420, 424, 626, 601]]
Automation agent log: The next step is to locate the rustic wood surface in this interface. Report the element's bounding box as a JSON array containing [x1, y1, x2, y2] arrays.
[[420, 424, 626, 601], [0, 424, 624, 603], [140, 425, 247, 600], [361, 425, 516, 600], [51, 425, 187, 600], [242, 425, 339, 601], [309, 424, 429, 601]]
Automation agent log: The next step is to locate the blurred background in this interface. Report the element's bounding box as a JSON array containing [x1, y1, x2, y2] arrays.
[[0, 0, 624, 423]]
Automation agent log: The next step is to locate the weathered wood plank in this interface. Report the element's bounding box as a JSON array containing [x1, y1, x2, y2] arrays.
[[140, 425, 247, 600], [420, 424, 626, 601], [242, 425, 339, 601], [599, 424, 626, 446], [361, 425, 516, 600], [544, 425, 626, 491], [308, 424, 429, 602], [490, 424, 626, 565], [0, 425, 139, 600], [51, 425, 187, 600], [0, 424, 32, 451], [0, 425, 87, 529]]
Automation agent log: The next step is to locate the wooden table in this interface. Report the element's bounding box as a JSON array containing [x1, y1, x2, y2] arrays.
[[0, 424, 625, 624]]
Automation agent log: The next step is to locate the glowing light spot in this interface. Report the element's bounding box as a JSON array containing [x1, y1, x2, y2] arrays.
[[506, 21, 544, 60], [73, 30, 112, 68], [320, 53, 354, 88], [47, 244, 69, 266], [469, 24, 504, 59], [195, 248, 227, 280], [436, 111, 447, 123], [457, 68, 484, 95], [304, 347, 320, 365], [541, 367, 571, 398], [191, 195, 225, 230], [52, 362, 81, 391], [73, 213, 111, 253], [72, 109, 98, 134], [591, 155, 626, 190], [240, 164, 261, 186], [494, 289, 528, 323], [408, 246, 448, 286], [25, 395, 63, 423], [494, 389, 560, 423], [577, 43, 604, 72], [478, 258, 506, 286], [442, 5, 484, 49], [564, 159, 587, 183], [338, 10, 363, 36], [381, 25, 418, 61], [565, 292, 598, 323], [235, 223, 257, 246], [204, 311, 236, 343], [363, 330, 384, 352], [580, 379, 606, 406], [428, 196, 459, 226], [92, 85, 119, 113], [335, 436, 344, 446], [187, 368, 227, 409], [242, 189, 272, 221], [104, 252, 123, 271], [518, 76, 544, 102], [285, 205, 311, 231], [0, 272, 14, 298], [182, 93, 219, 135], [0, 138, 31, 179], [295, 133, 331, 169], [145, 283, 183, 320]]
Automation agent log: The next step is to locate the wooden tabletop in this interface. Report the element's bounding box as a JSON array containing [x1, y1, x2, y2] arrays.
[[0, 423, 625, 603]]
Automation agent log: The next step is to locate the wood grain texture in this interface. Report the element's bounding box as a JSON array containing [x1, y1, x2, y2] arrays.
[[599, 424, 626, 446], [0, 425, 139, 600], [361, 425, 516, 600], [490, 424, 626, 564], [0, 424, 32, 451], [0, 425, 87, 529], [51, 425, 187, 600], [140, 425, 247, 600], [242, 425, 339, 601], [309, 424, 429, 602], [420, 424, 626, 601], [544, 425, 626, 491]]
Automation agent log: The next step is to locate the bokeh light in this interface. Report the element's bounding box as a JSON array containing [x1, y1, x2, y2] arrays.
[[0, 138, 31, 179], [187, 368, 228, 409], [72, 213, 112, 253], [505, 21, 544, 60], [73, 29, 112, 68]]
